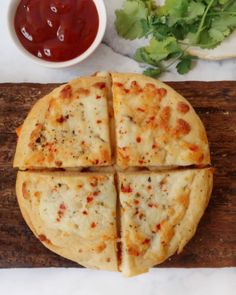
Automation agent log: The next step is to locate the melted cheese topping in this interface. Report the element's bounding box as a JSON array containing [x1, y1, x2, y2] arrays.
[[119, 168, 213, 276], [15, 77, 112, 168], [19, 171, 118, 271], [112, 73, 210, 168], [15, 73, 213, 275]]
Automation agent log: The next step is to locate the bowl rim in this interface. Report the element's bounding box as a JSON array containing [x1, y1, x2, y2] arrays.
[[7, 0, 107, 68]]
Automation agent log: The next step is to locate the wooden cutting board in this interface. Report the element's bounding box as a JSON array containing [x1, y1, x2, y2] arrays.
[[0, 81, 235, 268]]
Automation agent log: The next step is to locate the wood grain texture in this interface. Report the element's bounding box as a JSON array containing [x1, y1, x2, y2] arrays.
[[0, 82, 235, 268]]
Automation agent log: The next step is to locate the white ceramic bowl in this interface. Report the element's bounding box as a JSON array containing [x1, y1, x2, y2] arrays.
[[7, 0, 107, 68]]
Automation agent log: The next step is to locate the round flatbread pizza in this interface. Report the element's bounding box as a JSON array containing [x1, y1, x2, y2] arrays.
[[14, 72, 213, 276]]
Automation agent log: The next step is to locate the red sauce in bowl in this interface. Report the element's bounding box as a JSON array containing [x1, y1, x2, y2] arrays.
[[14, 0, 99, 62]]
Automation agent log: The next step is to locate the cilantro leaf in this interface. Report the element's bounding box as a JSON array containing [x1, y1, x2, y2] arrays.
[[145, 37, 181, 62], [204, 15, 236, 48], [211, 15, 236, 34], [185, 2, 205, 23], [159, 0, 189, 26], [143, 67, 163, 78], [209, 28, 225, 43], [134, 47, 159, 66], [115, 1, 148, 40], [176, 56, 194, 74]]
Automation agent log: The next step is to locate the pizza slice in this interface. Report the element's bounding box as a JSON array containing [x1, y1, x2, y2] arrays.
[[118, 168, 213, 276], [16, 171, 118, 271], [14, 76, 112, 169], [112, 73, 210, 169]]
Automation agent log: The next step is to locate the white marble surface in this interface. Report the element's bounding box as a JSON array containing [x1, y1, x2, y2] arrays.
[[1, 0, 236, 82], [0, 268, 235, 295], [0, 1, 235, 294]]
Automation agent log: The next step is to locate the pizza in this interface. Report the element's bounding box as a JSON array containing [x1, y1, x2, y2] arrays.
[[14, 72, 213, 276], [112, 73, 210, 169], [118, 168, 213, 276], [16, 171, 118, 271], [14, 76, 112, 169]]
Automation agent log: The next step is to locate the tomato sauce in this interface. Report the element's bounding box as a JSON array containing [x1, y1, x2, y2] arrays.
[[14, 0, 99, 62]]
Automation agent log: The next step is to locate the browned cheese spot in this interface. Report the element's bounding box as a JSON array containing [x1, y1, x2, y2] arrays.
[[177, 102, 190, 114], [60, 85, 72, 99]]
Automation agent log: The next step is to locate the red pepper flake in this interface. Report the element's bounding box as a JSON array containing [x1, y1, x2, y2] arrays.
[[93, 190, 101, 196], [124, 88, 129, 93], [96, 95, 101, 99], [133, 199, 140, 205], [93, 159, 99, 165], [60, 203, 66, 210], [93, 82, 106, 89], [177, 102, 190, 114], [87, 196, 94, 203], [56, 202, 66, 222], [148, 203, 153, 208], [147, 185, 152, 190], [156, 224, 161, 231], [137, 107, 145, 112], [82, 210, 88, 215], [189, 144, 199, 152], [55, 160, 63, 167], [115, 82, 123, 87], [56, 114, 69, 123], [142, 238, 151, 245], [139, 159, 144, 165], [136, 136, 142, 143], [96, 120, 102, 124], [146, 116, 155, 124], [91, 222, 96, 228], [121, 183, 132, 193], [152, 144, 158, 149]]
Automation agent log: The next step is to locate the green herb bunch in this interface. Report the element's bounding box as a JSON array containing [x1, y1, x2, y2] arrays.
[[115, 0, 236, 77]]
